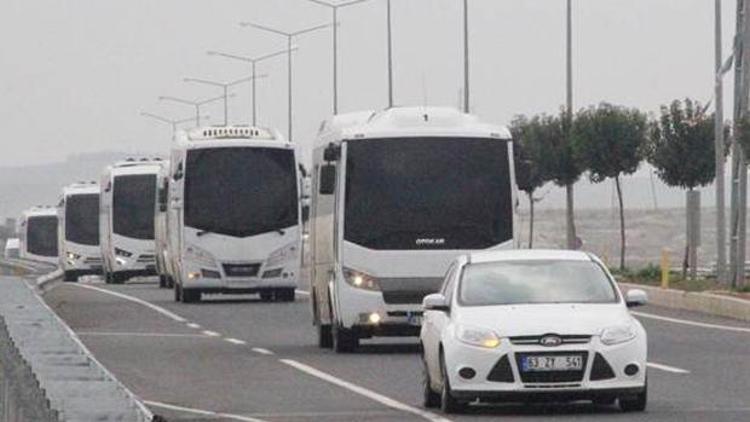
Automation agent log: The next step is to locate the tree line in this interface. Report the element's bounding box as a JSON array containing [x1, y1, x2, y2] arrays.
[[513, 99, 725, 271]]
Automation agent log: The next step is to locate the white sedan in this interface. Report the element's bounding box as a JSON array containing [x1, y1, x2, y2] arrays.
[[420, 249, 648, 414]]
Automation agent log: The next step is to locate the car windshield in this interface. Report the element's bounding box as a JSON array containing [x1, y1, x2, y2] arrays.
[[459, 260, 618, 306], [27, 216, 58, 257], [344, 138, 512, 250], [113, 174, 156, 240], [65, 193, 99, 246], [184, 147, 298, 238]]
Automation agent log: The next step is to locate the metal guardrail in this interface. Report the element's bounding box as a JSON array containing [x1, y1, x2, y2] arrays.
[[0, 269, 157, 421]]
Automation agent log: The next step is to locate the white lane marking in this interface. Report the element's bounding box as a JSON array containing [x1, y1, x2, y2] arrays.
[[251, 347, 275, 355], [647, 361, 690, 374], [226, 338, 247, 345], [202, 330, 221, 337], [72, 283, 187, 323], [186, 323, 201, 329], [144, 400, 268, 422], [632, 311, 750, 334], [78, 332, 208, 338], [281, 359, 452, 422], [295, 289, 310, 296]]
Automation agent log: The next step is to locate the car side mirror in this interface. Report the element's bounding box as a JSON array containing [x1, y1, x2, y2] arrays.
[[423, 293, 450, 312], [319, 164, 336, 195], [159, 203, 167, 213], [625, 289, 648, 308]]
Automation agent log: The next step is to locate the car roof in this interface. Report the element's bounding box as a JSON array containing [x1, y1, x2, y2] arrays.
[[467, 249, 593, 265]]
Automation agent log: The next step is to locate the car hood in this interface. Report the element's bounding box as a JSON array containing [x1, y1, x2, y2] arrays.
[[456, 303, 632, 337]]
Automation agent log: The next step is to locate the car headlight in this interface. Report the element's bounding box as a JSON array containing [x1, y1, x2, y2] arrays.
[[114, 247, 132, 257], [600, 324, 637, 345], [342, 267, 380, 291], [455, 324, 501, 349], [266, 242, 299, 268], [66, 252, 81, 260], [184, 243, 217, 268]]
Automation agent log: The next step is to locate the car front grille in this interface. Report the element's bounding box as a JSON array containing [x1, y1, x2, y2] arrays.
[[515, 351, 589, 383], [222, 263, 261, 278], [136, 254, 155, 263], [382, 291, 431, 304], [84, 257, 102, 264], [509, 335, 591, 346]]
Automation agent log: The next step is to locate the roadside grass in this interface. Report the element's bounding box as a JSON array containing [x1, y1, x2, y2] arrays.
[[611, 264, 744, 294]]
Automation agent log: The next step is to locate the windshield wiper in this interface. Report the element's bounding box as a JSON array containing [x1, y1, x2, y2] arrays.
[[276, 228, 286, 235], [196, 230, 212, 237]]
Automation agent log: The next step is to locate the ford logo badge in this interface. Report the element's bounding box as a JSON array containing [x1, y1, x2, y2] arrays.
[[540, 334, 562, 347]]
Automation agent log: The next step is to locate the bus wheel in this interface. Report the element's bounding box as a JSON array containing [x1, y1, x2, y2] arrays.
[[332, 324, 358, 353], [158, 275, 167, 288], [318, 324, 333, 349], [259, 291, 273, 302], [63, 271, 78, 282], [182, 289, 201, 303], [277, 288, 295, 302]]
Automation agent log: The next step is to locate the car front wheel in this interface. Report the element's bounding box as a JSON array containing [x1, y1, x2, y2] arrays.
[[439, 353, 465, 414], [620, 378, 647, 412], [422, 354, 441, 408]]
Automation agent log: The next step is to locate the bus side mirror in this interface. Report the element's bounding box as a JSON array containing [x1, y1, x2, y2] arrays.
[[319, 164, 336, 195], [323, 143, 340, 162]]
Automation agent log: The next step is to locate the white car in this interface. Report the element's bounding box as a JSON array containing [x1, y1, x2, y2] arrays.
[[420, 249, 648, 414]]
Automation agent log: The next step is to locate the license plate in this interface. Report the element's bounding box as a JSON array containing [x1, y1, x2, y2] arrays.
[[522, 355, 583, 372]]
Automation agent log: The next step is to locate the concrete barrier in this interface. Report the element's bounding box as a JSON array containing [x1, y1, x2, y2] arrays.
[[620, 282, 750, 322], [0, 276, 156, 421]]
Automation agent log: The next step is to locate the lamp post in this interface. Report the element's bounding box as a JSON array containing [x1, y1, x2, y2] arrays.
[[304, 0, 374, 114], [140, 112, 207, 139], [462, 0, 469, 113], [239, 22, 330, 141], [207, 47, 294, 126], [157, 94, 225, 126], [183, 76, 255, 126]]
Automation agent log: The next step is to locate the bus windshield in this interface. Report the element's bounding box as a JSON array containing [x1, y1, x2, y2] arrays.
[[27, 216, 58, 257], [113, 174, 156, 240], [65, 194, 100, 245], [344, 138, 512, 250], [184, 147, 298, 238]]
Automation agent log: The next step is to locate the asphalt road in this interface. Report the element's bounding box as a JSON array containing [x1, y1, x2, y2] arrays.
[[39, 277, 750, 422]]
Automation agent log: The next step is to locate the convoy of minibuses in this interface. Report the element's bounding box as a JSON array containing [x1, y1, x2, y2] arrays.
[[5, 106, 649, 413]]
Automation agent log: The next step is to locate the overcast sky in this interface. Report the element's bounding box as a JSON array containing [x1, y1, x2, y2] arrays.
[[0, 0, 737, 167]]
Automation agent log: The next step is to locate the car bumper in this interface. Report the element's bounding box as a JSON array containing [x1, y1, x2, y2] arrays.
[[443, 335, 647, 397]]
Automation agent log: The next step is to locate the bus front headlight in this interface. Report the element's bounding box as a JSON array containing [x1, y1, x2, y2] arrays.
[[343, 267, 380, 291], [184, 243, 217, 268], [266, 242, 298, 268]]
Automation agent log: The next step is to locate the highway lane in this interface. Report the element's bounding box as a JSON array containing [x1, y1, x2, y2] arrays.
[[41, 278, 750, 422]]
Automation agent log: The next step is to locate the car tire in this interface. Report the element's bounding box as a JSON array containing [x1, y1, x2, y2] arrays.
[[174, 283, 182, 302], [422, 354, 441, 408], [182, 288, 201, 303], [332, 324, 358, 353], [317, 324, 333, 349], [158, 274, 167, 289], [440, 352, 465, 414], [63, 271, 78, 282], [619, 378, 647, 412]]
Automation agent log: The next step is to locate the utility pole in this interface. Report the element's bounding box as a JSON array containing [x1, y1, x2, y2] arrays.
[[463, 0, 470, 113], [565, 0, 577, 250], [715, 0, 727, 283]]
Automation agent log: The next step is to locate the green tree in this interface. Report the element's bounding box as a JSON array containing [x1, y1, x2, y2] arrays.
[[648, 99, 727, 277], [511, 115, 553, 247], [572, 103, 649, 270]]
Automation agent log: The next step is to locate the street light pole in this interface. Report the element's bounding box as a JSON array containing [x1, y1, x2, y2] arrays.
[[240, 22, 329, 141], [208, 48, 290, 126], [565, 0, 577, 250], [140, 112, 207, 139], [715, 0, 727, 283], [386, 0, 394, 107], [158, 94, 226, 126], [183, 76, 255, 126], [463, 0, 469, 113], [305, 0, 374, 114]]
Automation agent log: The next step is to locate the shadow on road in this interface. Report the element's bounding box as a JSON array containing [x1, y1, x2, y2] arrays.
[[459, 402, 622, 417]]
